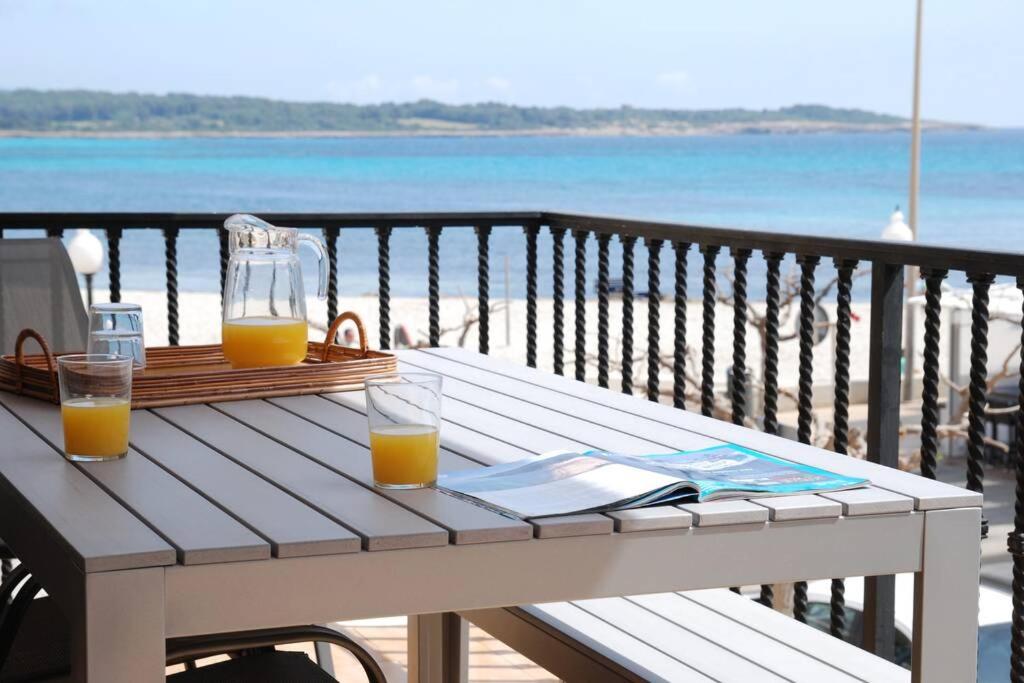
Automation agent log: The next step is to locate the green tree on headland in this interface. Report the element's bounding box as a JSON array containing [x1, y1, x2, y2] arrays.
[[0, 89, 917, 134]]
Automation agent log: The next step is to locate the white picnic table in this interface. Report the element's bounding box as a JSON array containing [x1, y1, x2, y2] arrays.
[[0, 348, 981, 682]]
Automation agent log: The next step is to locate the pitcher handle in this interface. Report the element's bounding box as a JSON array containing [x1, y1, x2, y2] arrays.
[[298, 232, 329, 300]]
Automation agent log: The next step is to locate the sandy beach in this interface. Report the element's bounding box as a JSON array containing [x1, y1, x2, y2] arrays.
[[91, 287, 1020, 422], [106, 289, 890, 409]]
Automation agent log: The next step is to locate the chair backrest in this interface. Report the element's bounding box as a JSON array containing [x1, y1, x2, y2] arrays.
[[0, 239, 89, 355]]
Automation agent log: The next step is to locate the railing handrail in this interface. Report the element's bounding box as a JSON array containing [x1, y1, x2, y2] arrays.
[[2, 210, 1022, 276]]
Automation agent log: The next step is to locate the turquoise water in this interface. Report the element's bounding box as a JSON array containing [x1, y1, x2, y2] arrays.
[[0, 132, 1021, 298]]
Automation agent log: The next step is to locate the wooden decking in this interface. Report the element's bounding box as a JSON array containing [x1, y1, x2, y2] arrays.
[[335, 617, 558, 682]]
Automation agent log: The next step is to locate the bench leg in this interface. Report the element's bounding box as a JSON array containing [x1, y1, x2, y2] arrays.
[[71, 567, 165, 683], [408, 613, 468, 683], [912, 508, 981, 683], [314, 626, 336, 677]]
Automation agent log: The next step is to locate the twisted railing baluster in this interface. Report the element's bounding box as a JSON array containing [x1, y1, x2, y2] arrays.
[[919, 268, 947, 480], [832, 259, 857, 456], [163, 227, 180, 346], [672, 242, 690, 410], [700, 245, 720, 417], [646, 238, 662, 402], [796, 255, 819, 446], [967, 272, 994, 538], [551, 228, 566, 376], [574, 230, 588, 381], [1009, 275, 1024, 683], [376, 226, 392, 350], [761, 252, 784, 437], [597, 233, 611, 388], [757, 251, 785, 611], [730, 248, 751, 424], [620, 235, 637, 394], [324, 227, 340, 334], [476, 225, 492, 355], [524, 224, 539, 368], [106, 227, 122, 304], [218, 227, 229, 306], [427, 226, 442, 347], [828, 258, 857, 640], [792, 254, 819, 623]]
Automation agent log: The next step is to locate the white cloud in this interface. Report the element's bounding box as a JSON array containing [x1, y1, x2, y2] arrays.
[[655, 71, 689, 89], [484, 76, 511, 92], [411, 75, 459, 100]]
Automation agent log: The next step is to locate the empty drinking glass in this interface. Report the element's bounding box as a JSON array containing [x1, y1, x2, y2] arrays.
[[87, 303, 146, 369], [57, 354, 133, 462], [365, 373, 442, 489]]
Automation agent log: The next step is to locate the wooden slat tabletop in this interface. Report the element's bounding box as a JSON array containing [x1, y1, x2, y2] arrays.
[[410, 348, 982, 510], [0, 346, 977, 580], [0, 399, 175, 573], [153, 403, 450, 552]]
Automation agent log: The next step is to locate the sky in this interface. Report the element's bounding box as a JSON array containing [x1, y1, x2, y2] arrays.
[[1, 0, 1022, 126]]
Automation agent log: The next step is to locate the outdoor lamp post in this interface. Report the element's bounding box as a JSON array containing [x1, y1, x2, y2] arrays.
[[880, 207, 915, 399], [67, 228, 104, 307], [881, 207, 913, 242]]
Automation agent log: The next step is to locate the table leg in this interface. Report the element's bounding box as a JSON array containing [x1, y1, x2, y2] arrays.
[[408, 612, 469, 683], [71, 567, 165, 683], [912, 507, 981, 683]]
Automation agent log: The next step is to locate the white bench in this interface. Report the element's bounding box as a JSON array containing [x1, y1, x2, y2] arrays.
[[464, 589, 910, 682]]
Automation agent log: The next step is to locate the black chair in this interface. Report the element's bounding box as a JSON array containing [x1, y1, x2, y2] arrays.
[[0, 564, 387, 682]]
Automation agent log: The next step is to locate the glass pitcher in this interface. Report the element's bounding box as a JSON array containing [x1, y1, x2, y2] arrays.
[[221, 214, 328, 368]]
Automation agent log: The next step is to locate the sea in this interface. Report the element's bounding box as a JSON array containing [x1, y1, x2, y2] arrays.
[[0, 131, 1021, 300]]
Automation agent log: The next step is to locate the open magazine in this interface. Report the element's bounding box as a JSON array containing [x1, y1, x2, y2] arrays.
[[438, 444, 867, 519]]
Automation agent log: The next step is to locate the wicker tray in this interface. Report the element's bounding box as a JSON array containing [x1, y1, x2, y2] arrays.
[[0, 312, 396, 408]]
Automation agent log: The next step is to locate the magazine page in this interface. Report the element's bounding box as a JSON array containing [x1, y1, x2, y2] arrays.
[[437, 450, 691, 519], [615, 444, 867, 500]]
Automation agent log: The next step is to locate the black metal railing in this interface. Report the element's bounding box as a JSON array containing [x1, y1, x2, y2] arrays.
[[3, 211, 1024, 675]]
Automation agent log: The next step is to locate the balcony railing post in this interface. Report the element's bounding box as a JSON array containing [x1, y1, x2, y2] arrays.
[[106, 227, 122, 304], [324, 227, 340, 332], [475, 225, 492, 355], [1010, 275, 1024, 682], [218, 227, 229, 306], [551, 227, 566, 376], [967, 271, 995, 538], [163, 227, 180, 346], [573, 229, 588, 381], [918, 268, 948, 480], [620, 234, 637, 393], [645, 238, 663, 402], [862, 261, 904, 662], [730, 248, 751, 424], [596, 233, 611, 388], [427, 226, 442, 347], [524, 224, 539, 368], [376, 226, 392, 350], [699, 245, 721, 417], [672, 242, 690, 410]]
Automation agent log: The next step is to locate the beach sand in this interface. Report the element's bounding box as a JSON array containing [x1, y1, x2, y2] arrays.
[[96, 287, 1011, 418], [105, 289, 897, 409]]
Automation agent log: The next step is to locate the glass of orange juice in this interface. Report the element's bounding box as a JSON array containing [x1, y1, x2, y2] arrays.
[[56, 354, 133, 462], [365, 373, 442, 489]]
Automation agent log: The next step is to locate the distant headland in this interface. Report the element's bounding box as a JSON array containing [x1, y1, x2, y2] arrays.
[[0, 89, 980, 138]]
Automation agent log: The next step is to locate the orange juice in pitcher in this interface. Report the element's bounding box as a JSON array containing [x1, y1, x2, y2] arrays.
[[222, 317, 308, 368]]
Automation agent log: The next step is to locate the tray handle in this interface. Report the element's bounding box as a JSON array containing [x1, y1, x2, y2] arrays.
[[14, 329, 59, 403], [322, 312, 369, 361]]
